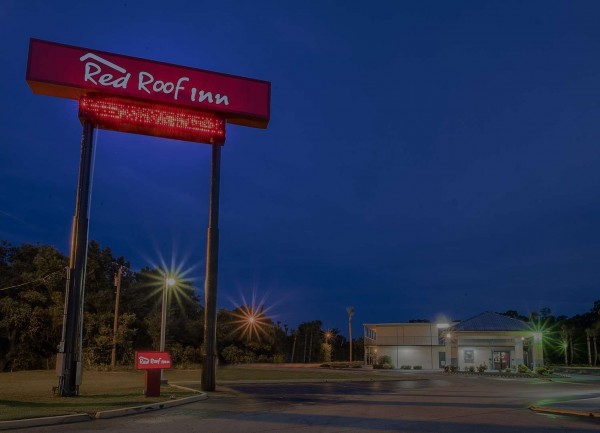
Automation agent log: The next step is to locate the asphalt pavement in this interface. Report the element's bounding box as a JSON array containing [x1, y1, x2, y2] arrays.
[[3, 372, 599, 433]]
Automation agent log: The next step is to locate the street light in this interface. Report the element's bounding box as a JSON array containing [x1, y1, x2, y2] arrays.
[[160, 275, 176, 384]]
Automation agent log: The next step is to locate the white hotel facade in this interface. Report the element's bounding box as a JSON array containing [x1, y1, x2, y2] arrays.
[[364, 312, 544, 371]]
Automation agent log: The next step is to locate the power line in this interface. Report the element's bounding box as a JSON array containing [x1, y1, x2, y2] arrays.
[[0, 269, 64, 292]]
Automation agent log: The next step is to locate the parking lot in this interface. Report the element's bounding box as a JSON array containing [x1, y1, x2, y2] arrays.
[[19, 372, 600, 433]]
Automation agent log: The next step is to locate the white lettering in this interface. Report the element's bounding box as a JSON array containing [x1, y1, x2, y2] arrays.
[[99, 73, 114, 85], [138, 71, 153, 94], [83, 62, 101, 85], [152, 80, 174, 94], [79, 54, 230, 107], [80, 53, 131, 88], [174, 77, 189, 100], [112, 75, 129, 89], [215, 94, 229, 105], [152, 80, 163, 92], [80, 53, 127, 73], [198, 91, 213, 103]]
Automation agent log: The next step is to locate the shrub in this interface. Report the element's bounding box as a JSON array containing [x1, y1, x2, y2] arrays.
[[181, 346, 202, 367], [517, 364, 531, 374], [372, 355, 392, 370], [476, 363, 488, 373], [536, 366, 553, 375], [221, 345, 255, 364], [413, 365, 422, 370], [400, 365, 412, 370], [373, 363, 392, 369], [378, 355, 392, 365], [444, 365, 458, 373]]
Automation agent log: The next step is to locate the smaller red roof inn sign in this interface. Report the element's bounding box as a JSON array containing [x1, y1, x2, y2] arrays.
[[135, 351, 172, 370], [26, 39, 270, 129]]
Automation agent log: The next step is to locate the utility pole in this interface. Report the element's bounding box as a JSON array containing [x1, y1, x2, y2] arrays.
[[111, 265, 123, 369], [346, 307, 354, 363], [303, 333, 307, 363], [290, 332, 297, 363], [308, 332, 313, 362]]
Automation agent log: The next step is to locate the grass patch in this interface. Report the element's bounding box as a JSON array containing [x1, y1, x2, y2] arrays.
[[0, 370, 193, 422], [319, 361, 364, 369]]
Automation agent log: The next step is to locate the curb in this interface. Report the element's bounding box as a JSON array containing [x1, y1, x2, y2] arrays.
[[0, 390, 207, 430], [95, 394, 207, 419], [529, 406, 600, 419], [0, 413, 92, 431]]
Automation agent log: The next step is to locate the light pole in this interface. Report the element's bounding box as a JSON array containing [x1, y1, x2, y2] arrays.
[[346, 307, 354, 363], [160, 275, 176, 384]]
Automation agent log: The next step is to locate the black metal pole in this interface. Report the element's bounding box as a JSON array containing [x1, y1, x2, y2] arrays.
[[201, 143, 221, 392], [57, 120, 95, 396]]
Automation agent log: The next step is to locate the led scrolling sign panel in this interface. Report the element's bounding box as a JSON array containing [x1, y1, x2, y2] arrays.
[[27, 38, 271, 143]]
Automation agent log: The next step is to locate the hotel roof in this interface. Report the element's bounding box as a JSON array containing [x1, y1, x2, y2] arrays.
[[451, 311, 531, 332]]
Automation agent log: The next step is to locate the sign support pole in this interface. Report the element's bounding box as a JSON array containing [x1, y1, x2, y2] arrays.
[[57, 120, 95, 396], [201, 142, 221, 392]]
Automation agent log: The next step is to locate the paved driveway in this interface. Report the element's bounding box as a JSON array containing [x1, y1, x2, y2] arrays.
[[20, 373, 600, 433]]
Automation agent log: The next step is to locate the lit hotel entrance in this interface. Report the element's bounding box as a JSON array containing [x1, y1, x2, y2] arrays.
[[493, 351, 510, 370]]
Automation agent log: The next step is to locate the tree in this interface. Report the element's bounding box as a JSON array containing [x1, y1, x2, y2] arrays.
[[593, 321, 600, 366], [498, 310, 529, 322], [0, 243, 67, 371], [586, 328, 593, 366], [296, 320, 323, 362]]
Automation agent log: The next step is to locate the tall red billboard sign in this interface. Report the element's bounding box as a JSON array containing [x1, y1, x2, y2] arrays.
[[29, 38, 269, 395], [26, 38, 270, 130]]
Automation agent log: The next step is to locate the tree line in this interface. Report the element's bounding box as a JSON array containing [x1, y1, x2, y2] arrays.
[[497, 306, 600, 366], [3, 240, 597, 372], [0, 241, 360, 371]]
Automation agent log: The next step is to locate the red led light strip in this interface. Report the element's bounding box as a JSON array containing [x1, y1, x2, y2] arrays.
[[79, 94, 226, 144]]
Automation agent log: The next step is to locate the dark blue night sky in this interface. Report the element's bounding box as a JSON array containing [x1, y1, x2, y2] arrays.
[[1, 1, 599, 336]]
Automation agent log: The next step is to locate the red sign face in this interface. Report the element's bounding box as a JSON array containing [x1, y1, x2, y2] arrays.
[[135, 351, 172, 370], [26, 39, 270, 128]]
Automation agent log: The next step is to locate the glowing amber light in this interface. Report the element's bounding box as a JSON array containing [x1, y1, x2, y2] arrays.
[[79, 94, 226, 144], [230, 305, 269, 341]]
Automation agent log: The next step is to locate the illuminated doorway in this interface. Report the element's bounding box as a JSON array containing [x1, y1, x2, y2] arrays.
[[493, 351, 510, 370]]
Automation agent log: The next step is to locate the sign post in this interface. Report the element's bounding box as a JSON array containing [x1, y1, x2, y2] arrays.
[[135, 351, 172, 397], [56, 120, 95, 396], [26, 38, 270, 396], [201, 143, 221, 392]]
